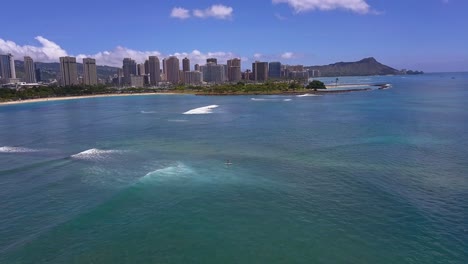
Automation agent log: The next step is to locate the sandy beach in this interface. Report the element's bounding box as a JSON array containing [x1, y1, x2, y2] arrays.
[[0, 93, 178, 106]]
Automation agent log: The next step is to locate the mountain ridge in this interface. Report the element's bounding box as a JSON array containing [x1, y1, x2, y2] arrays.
[[306, 57, 401, 77]]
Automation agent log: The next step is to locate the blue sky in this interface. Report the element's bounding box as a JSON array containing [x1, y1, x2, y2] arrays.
[[1, 0, 467, 72]]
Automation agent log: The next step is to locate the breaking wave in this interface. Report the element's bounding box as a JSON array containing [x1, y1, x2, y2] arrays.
[[140, 111, 157, 114], [140, 162, 194, 182], [70, 148, 123, 161], [0, 146, 40, 153], [183, 105, 219, 115], [296, 94, 321, 97]]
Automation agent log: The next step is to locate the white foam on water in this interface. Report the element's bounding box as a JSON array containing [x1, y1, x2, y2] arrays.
[[183, 105, 219, 115], [70, 148, 123, 161], [251, 98, 276, 101], [168, 119, 188, 122], [0, 146, 40, 153], [283, 99, 292, 101], [141, 162, 195, 182], [296, 94, 321, 97], [140, 111, 157, 114]]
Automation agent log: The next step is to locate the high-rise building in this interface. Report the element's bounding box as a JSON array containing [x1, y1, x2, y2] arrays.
[[148, 56, 161, 85], [252, 61, 268, 82], [269, 62, 281, 79], [0, 53, 16, 83], [289, 71, 309, 80], [122, 58, 137, 85], [162, 58, 166, 75], [243, 70, 252, 81], [59, 56, 78, 86], [35, 67, 42, 82], [227, 58, 241, 82], [194, 64, 200, 71], [182, 57, 190, 72], [184, 71, 203, 85], [24, 56, 36, 83], [207, 58, 217, 65], [144, 60, 149, 75], [137, 63, 145, 76], [130, 75, 144, 87], [83, 58, 98, 85], [165, 56, 180, 84], [201, 63, 225, 83]]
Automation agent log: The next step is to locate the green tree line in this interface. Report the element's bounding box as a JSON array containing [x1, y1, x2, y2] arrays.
[[0, 80, 326, 101]]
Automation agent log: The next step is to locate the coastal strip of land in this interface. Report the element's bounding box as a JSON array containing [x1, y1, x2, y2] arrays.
[[0, 83, 389, 106], [0, 92, 177, 106]]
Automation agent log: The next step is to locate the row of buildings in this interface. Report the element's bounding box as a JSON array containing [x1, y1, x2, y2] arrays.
[[115, 56, 242, 87], [113, 56, 320, 87], [0, 53, 99, 87], [0, 53, 321, 87], [58, 56, 98, 86]]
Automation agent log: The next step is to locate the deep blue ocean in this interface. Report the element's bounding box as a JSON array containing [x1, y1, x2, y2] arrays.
[[0, 73, 467, 263]]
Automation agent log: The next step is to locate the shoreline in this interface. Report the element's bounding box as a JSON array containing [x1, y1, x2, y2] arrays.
[[0, 92, 179, 106], [0, 83, 386, 105], [195, 88, 372, 96]]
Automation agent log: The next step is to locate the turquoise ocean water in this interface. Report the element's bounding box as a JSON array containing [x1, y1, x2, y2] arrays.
[[0, 73, 467, 263]]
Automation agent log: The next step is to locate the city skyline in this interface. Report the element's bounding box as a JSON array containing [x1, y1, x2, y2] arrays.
[[0, 0, 467, 72]]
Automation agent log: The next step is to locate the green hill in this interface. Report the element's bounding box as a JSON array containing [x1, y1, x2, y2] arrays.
[[306, 57, 400, 77]]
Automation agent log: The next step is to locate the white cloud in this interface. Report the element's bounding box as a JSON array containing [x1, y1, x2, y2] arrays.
[[171, 5, 233, 20], [193, 4, 233, 19], [170, 7, 191, 19], [281, 52, 294, 59], [274, 13, 288, 20], [273, 0, 372, 14], [253, 53, 263, 59], [0, 36, 67, 62], [0, 36, 242, 68], [77, 46, 161, 67]]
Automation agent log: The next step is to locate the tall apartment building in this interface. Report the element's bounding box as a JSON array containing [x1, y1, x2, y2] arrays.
[[201, 63, 225, 83], [83, 58, 98, 85], [243, 70, 252, 81], [144, 60, 149, 75], [0, 53, 16, 84], [59, 56, 78, 86], [165, 56, 180, 84], [227, 58, 241, 82], [35, 68, 42, 82], [122, 58, 137, 85], [148, 56, 161, 85], [252, 61, 268, 82], [137, 63, 145, 76], [130, 75, 144, 87], [268, 62, 281, 79], [24, 56, 36, 83], [184, 71, 203, 85], [182, 57, 190, 72]]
